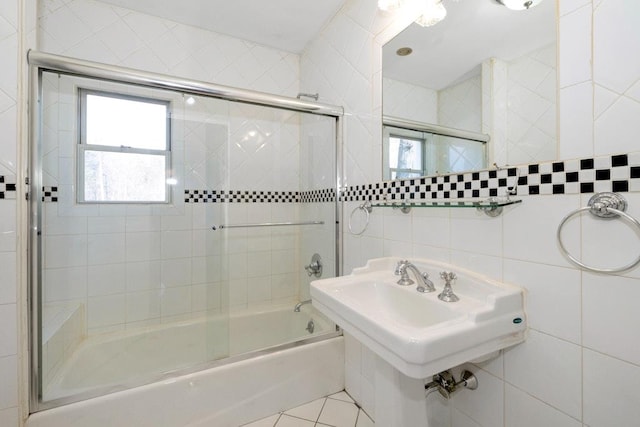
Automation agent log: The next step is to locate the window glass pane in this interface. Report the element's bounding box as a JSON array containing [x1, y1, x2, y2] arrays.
[[83, 150, 166, 202], [389, 136, 423, 171], [86, 94, 167, 150]]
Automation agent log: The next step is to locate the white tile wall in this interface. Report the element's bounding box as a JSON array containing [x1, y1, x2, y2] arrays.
[[382, 77, 438, 123], [0, 0, 19, 423], [35, 0, 320, 341], [301, 0, 640, 426], [507, 44, 557, 165], [438, 75, 482, 133], [0, 0, 638, 425]]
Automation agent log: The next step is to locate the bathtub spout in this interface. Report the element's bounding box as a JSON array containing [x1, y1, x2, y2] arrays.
[[294, 300, 312, 312]]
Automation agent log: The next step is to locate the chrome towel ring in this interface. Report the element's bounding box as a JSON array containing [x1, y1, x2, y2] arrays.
[[348, 201, 372, 235], [557, 192, 640, 273]]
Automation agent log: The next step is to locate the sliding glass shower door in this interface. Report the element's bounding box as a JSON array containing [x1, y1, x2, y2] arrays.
[[32, 68, 339, 409]]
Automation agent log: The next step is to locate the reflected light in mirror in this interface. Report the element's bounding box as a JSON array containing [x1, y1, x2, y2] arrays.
[[378, 0, 404, 11], [498, 0, 544, 10], [415, 1, 447, 27]]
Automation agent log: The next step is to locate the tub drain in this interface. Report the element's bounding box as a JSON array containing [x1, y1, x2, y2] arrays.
[[306, 319, 315, 334]]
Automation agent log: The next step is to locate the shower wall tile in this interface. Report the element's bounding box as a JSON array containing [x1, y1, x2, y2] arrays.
[[161, 287, 192, 317], [125, 291, 161, 324], [87, 233, 126, 266], [88, 264, 126, 297], [38, 0, 300, 97], [44, 235, 88, 269], [87, 294, 126, 330], [125, 232, 162, 262], [43, 267, 87, 303]]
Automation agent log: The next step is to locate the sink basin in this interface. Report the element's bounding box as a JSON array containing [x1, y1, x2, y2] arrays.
[[310, 257, 526, 379]]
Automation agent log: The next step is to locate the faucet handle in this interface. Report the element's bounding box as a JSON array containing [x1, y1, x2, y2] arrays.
[[439, 271, 456, 283], [438, 271, 459, 302], [395, 260, 408, 275]]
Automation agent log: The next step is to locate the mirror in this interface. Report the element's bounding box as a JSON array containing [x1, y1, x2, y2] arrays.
[[382, 0, 557, 179]]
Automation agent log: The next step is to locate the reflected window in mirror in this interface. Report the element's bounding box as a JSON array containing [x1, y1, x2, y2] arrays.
[[387, 133, 426, 179], [384, 125, 486, 178]]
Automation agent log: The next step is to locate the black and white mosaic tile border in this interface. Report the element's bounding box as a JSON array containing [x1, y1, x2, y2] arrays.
[[301, 188, 336, 203], [33, 153, 640, 204], [0, 175, 17, 200], [342, 153, 640, 202], [42, 186, 58, 202], [184, 189, 337, 203], [185, 189, 299, 203]]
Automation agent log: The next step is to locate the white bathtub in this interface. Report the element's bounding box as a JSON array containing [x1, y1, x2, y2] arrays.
[[30, 305, 344, 427]]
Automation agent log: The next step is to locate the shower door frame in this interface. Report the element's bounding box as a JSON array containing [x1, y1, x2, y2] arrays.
[[27, 50, 345, 413]]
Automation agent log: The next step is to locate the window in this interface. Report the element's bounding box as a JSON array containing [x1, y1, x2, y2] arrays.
[[387, 135, 426, 180], [78, 89, 171, 203]]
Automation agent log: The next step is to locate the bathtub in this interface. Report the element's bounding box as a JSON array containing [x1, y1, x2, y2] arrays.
[[29, 304, 344, 427]]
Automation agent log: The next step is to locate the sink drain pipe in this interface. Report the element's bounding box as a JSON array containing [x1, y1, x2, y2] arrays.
[[425, 370, 478, 399]]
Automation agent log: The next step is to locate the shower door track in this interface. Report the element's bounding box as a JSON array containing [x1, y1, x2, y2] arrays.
[[28, 51, 344, 117], [27, 50, 345, 413]]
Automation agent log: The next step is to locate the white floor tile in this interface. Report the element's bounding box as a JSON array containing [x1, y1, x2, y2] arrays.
[[283, 398, 326, 422], [355, 409, 375, 427], [246, 391, 368, 427], [328, 391, 354, 403], [275, 414, 316, 426], [242, 413, 280, 427], [317, 398, 359, 427]]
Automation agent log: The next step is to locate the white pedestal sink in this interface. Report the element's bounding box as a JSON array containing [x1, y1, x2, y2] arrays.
[[311, 257, 526, 426]]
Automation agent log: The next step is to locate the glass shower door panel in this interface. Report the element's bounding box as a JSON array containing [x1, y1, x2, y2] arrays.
[[37, 73, 230, 404], [213, 104, 338, 356]]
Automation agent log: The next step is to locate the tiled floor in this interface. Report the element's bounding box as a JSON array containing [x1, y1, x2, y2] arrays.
[[241, 391, 374, 427]]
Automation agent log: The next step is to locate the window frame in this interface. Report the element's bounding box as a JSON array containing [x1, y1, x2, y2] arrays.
[[77, 88, 172, 204]]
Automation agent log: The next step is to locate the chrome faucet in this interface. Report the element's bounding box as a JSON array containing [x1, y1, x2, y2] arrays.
[[394, 260, 436, 293], [294, 299, 312, 312]]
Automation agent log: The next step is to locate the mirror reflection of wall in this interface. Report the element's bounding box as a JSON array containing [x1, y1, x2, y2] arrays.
[[382, 0, 557, 180]]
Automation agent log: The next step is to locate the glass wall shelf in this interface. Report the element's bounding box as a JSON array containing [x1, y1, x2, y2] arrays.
[[370, 197, 522, 217]]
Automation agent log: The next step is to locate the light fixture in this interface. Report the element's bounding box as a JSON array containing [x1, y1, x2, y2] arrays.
[[415, 0, 447, 27], [377, 0, 404, 12], [396, 47, 413, 56], [496, 0, 543, 10]]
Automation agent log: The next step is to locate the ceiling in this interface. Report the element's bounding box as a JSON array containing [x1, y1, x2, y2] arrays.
[[383, 0, 556, 90], [95, 0, 347, 53], [94, 0, 555, 89]]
